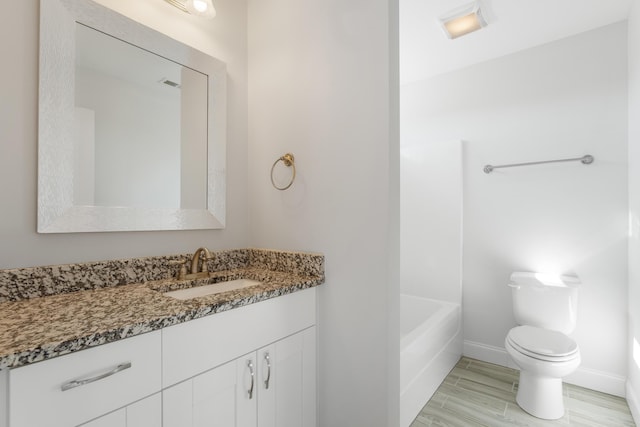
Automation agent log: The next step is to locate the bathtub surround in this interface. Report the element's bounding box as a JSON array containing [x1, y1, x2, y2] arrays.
[[400, 139, 463, 423], [0, 248, 324, 369], [400, 140, 462, 304]]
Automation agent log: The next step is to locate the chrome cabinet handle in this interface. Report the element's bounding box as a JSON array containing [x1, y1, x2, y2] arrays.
[[61, 362, 132, 392], [263, 352, 271, 389], [247, 360, 255, 399]]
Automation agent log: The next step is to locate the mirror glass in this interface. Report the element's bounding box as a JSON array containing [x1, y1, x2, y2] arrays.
[[75, 23, 207, 210], [38, 0, 226, 233]]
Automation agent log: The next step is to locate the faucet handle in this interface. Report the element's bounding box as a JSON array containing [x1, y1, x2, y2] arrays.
[[201, 253, 215, 273], [168, 260, 188, 280]]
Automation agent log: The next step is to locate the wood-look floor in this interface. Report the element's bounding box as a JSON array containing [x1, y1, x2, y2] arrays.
[[410, 357, 636, 427]]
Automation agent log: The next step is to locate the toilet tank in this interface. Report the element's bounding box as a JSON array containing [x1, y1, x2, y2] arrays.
[[509, 272, 580, 334]]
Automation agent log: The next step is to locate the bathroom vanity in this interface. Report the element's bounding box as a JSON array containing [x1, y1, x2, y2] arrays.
[[13, 0, 324, 424], [0, 249, 323, 427]]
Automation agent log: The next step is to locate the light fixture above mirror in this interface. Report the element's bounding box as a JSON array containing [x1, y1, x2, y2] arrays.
[[165, 0, 216, 19]]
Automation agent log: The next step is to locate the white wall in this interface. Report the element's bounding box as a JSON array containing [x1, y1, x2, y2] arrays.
[[402, 23, 629, 396], [0, 0, 248, 268], [627, 1, 640, 422], [247, 0, 399, 425], [400, 141, 462, 303]]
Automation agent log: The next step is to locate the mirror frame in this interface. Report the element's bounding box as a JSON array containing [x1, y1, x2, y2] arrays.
[[38, 0, 227, 233]]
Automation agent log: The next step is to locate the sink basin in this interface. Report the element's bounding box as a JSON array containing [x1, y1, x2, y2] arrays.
[[163, 279, 261, 300]]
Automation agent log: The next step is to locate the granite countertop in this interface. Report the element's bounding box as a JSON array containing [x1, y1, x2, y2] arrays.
[[0, 250, 324, 370]]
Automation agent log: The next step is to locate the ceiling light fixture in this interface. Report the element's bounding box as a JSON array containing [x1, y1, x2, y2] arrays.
[[439, 1, 487, 40], [164, 0, 216, 19]]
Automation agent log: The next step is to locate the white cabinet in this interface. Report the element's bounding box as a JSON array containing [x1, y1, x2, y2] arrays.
[[80, 409, 126, 427], [163, 326, 316, 427], [161, 288, 317, 427], [256, 327, 316, 427], [163, 354, 256, 427], [80, 393, 162, 427], [1, 287, 317, 427], [162, 288, 316, 388], [6, 331, 162, 427]]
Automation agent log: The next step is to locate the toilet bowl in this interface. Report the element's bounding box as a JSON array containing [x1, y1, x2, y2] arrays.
[[506, 272, 581, 420], [505, 325, 580, 419]]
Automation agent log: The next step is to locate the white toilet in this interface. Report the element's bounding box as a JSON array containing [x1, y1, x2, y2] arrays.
[[505, 272, 581, 420]]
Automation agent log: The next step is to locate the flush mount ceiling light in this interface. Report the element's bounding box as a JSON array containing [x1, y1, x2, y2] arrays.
[[439, 1, 487, 39], [164, 0, 216, 19]]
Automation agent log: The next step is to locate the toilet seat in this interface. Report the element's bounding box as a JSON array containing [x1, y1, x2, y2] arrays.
[[507, 325, 579, 362]]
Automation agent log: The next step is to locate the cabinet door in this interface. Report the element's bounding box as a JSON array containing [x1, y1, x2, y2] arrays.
[[79, 410, 126, 427], [258, 326, 316, 427], [234, 353, 258, 427], [126, 393, 162, 427], [163, 379, 193, 427], [193, 355, 257, 427], [163, 355, 257, 427], [79, 393, 161, 427]]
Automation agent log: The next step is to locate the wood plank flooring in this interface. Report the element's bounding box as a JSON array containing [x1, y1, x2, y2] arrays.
[[410, 357, 636, 427]]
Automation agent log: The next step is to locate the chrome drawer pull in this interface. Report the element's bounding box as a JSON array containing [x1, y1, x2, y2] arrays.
[[61, 362, 132, 391], [247, 360, 255, 399], [263, 352, 271, 389]]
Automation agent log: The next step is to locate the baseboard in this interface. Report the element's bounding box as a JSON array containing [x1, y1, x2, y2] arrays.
[[627, 381, 640, 425], [566, 365, 627, 397], [463, 340, 627, 397], [463, 340, 511, 367]]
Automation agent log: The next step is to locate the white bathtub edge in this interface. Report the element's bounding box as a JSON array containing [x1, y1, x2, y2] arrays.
[[400, 295, 458, 349], [400, 330, 462, 427]]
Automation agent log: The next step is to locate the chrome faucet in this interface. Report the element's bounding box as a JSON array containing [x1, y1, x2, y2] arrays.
[[190, 247, 213, 276]]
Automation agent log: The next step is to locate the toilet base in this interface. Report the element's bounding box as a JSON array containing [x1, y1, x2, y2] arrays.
[[516, 370, 565, 420]]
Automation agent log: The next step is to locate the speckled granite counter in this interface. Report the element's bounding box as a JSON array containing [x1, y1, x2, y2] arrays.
[[0, 249, 324, 369]]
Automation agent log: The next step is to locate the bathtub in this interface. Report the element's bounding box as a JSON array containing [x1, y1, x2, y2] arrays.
[[400, 294, 462, 427]]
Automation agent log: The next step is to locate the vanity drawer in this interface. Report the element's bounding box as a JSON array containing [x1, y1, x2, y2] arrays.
[[8, 330, 161, 427]]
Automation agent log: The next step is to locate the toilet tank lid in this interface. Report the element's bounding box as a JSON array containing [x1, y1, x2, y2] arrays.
[[509, 272, 580, 288]]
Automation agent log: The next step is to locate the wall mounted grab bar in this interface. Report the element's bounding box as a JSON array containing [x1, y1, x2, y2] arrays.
[[483, 154, 594, 174]]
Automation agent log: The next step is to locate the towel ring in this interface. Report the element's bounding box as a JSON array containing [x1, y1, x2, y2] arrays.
[[270, 153, 296, 190]]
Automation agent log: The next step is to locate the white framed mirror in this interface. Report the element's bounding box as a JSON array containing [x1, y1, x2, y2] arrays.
[[38, 0, 226, 233]]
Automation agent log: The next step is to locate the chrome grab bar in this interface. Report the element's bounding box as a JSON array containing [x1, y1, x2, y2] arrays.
[[61, 362, 132, 391], [484, 154, 594, 174]]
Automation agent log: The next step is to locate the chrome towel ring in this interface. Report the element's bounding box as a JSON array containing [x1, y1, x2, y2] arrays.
[[271, 153, 296, 190]]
